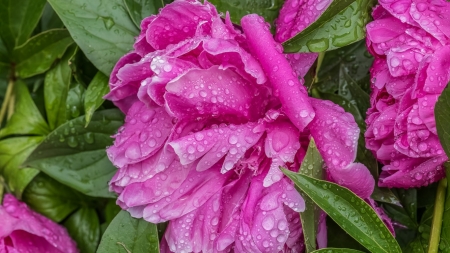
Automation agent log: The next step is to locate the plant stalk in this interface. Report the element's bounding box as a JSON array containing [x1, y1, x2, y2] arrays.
[[428, 178, 447, 253], [0, 78, 14, 126]]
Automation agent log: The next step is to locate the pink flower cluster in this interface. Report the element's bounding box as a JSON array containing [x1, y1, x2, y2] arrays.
[[105, 0, 374, 252], [365, 0, 450, 188], [0, 194, 78, 253]]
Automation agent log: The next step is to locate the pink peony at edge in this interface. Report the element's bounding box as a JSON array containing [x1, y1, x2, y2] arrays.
[[0, 194, 78, 253], [365, 0, 450, 188], [105, 0, 376, 252]]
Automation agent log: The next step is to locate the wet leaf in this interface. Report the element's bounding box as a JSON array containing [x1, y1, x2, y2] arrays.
[[435, 83, 450, 158], [123, 0, 163, 28], [48, 0, 139, 75], [66, 82, 86, 120], [23, 173, 90, 222], [0, 137, 42, 197], [97, 210, 159, 253], [44, 44, 77, 130], [0, 0, 47, 54], [282, 170, 401, 253], [84, 72, 109, 126], [0, 80, 50, 137], [13, 29, 74, 78], [208, 0, 284, 27], [312, 248, 366, 253], [298, 138, 324, 252], [40, 3, 64, 31], [24, 109, 124, 198], [64, 207, 101, 253], [404, 205, 434, 253], [283, 0, 375, 53]]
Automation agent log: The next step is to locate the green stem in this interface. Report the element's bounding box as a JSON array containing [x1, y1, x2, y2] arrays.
[[314, 52, 326, 83], [428, 178, 447, 253], [0, 78, 14, 126]]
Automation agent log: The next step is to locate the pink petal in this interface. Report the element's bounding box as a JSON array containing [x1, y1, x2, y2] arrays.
[[264, 121, 301, 186], [165, 66, 267, 122], [309, 98, 375, 198], [241, 14, 315, 132], [409, 0, 450, 43], [107, 101, 174, 168], [169, 122, 264, 173]]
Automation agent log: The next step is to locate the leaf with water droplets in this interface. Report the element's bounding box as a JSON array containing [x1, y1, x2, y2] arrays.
[[84, 72, 109, 127], [24, 109, 124, 198], [0, 80, 50, 138], [282, 170, 402, 253], [435, 83, 450, 158], [0, 136, 42, 197], [66, 82, 86, 121], [44, 44, 77, 130], [64, 207, 100, 253], [13, 29, 74, 78], [298, 138, 324, 252], [208, 0, 284, 27], [0, 0, 47, 54], [123, 0, 163, 28], [404, 205, 434, 253], [47, 0, 139, 75], [283, 0, 375, 53], [23, 173, 93, 222], [311, 248, 366, 253], [97, 210, 160, 253]]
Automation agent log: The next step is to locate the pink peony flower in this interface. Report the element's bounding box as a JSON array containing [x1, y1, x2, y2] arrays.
[[0, 194, 78, 253], [365, 0, 450, 188], [105, 0, 374, 252]]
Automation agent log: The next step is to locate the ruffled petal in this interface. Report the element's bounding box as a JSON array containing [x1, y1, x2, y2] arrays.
[[241, 14, 315, 131]]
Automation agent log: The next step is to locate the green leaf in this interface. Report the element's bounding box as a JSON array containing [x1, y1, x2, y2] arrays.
[[48, 0, 139, 75], [312, 249, 366, 253], [440, 163, 450, 252], [23, 173, 90, 222], [0, 0, 47, 53], [44, 44, 77, 130], [66, 82, 86, 120], [298, 139, 324, 252], [405, 205, 434, 253], [13, 29, 74, 78], [123, 0, 163, 28], [0, 137, 42, 197], [0, 80, 50, 137], [84, 72, 109, 127], [40, 3, 64, 31], [435, 83, 450, 158], [64, 207, 101, 253], [326, 217, 368, 251], [282, 170, 401, 253], [24, 109, 124, 198], [208, 0, 284, 27], [97, 210, 159, 253], [283, 0, 375, 53]]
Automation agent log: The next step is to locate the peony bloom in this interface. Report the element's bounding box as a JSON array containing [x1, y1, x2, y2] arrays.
[[105, 0, 374, 252], [365, 0, 450, 188], [0, 194, 78, 253]]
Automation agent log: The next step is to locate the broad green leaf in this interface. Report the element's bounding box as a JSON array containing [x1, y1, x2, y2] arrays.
[[84, 72, 110, 126], [0, 137, 42, 197], [24, 109, 124, 198], [97, 210, 159, 253], [312, 249, 366, 253], [440, 163, 450, 252], [48, 0, 139, 75], [435, 83, 450, 158], [13, 29, 74, 78], [66, 82, 86, 120], [0, 80, 50, 137], [123, 0, 163, 28], [283, 0, 375, 53], [282, 170, 401, 253], [327, 217, 367, 251], [0, 0, 46, 53], [405, 205, 434, 253], [208, 0, 283, 27], [23, 173, 90, 222], [298, 139, 323, 252], [44, 44, 77, 130], [40, 3, 64, 31], [64, 207, 101, 253]]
